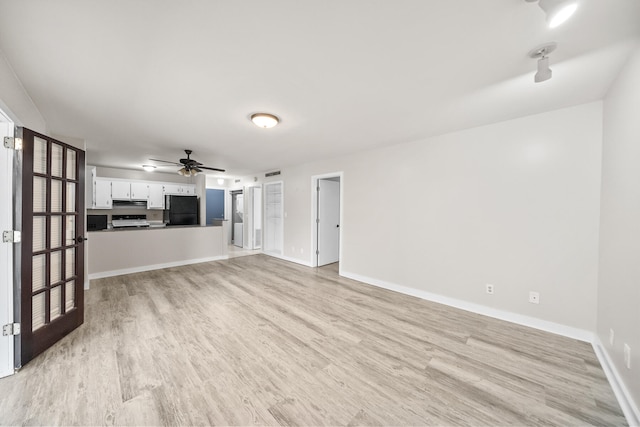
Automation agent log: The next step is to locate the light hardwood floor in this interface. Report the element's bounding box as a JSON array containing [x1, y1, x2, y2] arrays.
[[0, 255, 627, 426]]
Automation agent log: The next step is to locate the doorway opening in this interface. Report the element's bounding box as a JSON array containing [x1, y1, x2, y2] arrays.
[[312, 173, 343, 268]]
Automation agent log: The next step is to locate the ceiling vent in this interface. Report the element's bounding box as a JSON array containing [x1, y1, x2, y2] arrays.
[[265, 171, 281, 177]]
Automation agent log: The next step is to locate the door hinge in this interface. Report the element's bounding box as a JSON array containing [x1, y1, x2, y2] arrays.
[[316, 218, 320, 224], [3, 137, 23, 150], [2, 323, 20, 336], [2, 230, 21, 243], [316, 250, 319, 255]]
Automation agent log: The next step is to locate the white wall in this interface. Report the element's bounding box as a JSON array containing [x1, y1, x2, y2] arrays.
[[0, 49, 46, 132], [598, 43, 640, 420], [261, 102, 603, 333]]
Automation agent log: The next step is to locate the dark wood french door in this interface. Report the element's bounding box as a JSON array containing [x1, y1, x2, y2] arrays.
[[16, 128, 85, 366]]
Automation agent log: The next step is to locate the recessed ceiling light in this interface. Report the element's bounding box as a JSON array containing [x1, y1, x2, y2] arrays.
[[525, 0, 578, 28], [217, 178, 225, 185], [251, 113, 279, 128], [142, 165, 156, 172]]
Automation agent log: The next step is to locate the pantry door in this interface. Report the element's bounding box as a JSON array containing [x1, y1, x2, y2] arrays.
[[17, 128, 85, 366]]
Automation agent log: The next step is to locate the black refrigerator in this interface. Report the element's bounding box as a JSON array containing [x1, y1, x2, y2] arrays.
[[165, 195, 198, 225]]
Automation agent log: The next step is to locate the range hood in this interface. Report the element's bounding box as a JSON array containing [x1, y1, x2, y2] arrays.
[[112, 200, 148, 208]]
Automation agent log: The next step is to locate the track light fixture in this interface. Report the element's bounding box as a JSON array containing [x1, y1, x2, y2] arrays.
[[528, 42, 557, 83], [525, 0, 578, 28]]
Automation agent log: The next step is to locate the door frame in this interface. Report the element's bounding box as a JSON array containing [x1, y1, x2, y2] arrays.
[[310, 172, 343, 269], [0, 111, 14, 377]]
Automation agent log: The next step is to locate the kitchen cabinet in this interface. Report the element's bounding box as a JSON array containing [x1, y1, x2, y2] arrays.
[[93, 178, 112, 209], [163, 184, 195, 195], [147, 183, 164, 209], [130, 182, 149, 200], [111, 181, 131, 200]]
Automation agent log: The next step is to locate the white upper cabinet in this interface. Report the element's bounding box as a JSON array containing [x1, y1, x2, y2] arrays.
[[182, 185, 195, 195], [130, 182, 149, 200], [163, 184, 195, 195], [163, 183, 181, 195], [111, 181, 131, 200], [148, 183, 164, 209], [93, 178, 112, 209]]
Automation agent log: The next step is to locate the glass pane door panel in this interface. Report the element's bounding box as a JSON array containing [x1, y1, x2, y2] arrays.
[[32, 293, 45, 332], [51, 180, 62, 212], [33, 177, 46, 212], [50, 215, 62, 248], [50, 250, 62, 284], [66, 150, 76, 180], [50, 286, 62, 321], [32, 254, 46, 292], [65, 281, 75, 311], [51, 143, 63, 177], [33, 137, 47, 174], [66, 182, 76, 212], [65, 216, 75, 246], [65, 248, 75, 280], [33, 216, 46, 252]]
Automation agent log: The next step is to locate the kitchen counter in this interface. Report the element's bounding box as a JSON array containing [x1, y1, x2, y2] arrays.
[[87, 224, 227, 280], [89, 224, 222, 232]]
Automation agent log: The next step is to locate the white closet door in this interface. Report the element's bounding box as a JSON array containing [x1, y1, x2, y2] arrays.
[[263, 182, 283, 255]]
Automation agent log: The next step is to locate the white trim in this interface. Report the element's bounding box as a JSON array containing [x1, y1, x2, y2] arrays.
[[88, 255, 229, 280], [0, 111, 14, 378], [262, 251, 313, 267], [593, 338, 640, 427], [340, 270, 594, 343]]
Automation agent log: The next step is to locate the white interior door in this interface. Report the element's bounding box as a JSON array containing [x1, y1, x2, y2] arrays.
[[263, 182, 283, 255], [317, 179, 340, 266], [0, 116, 14, 378]]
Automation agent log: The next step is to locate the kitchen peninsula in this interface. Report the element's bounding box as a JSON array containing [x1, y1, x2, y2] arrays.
[[87, 225, 226, 279], [86, 166, 228, 280]]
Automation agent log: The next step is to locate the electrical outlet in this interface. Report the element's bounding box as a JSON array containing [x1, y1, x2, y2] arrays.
[[529, 291, 540, 304], [486, 284, 494, 294], [624, 344, 631, 369], [609, 329, 615, 346]]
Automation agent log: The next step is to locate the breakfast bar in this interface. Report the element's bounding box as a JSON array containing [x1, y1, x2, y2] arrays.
[[87, 225, 227, 280]]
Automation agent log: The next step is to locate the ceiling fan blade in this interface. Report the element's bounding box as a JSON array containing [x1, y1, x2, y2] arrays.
[[199, 166, 226, 172], [149, 158, 182, 166]]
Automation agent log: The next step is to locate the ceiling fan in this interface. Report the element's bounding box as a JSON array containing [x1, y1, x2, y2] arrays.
[[150, 149, 225, 176]]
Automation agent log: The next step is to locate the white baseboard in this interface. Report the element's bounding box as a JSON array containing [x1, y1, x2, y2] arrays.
[[338, 271, 640, 425], [593, 339, 640, 427], [339, 270, 594, 343], [88, 255, 229, 280], [262, 251, 313, 267]]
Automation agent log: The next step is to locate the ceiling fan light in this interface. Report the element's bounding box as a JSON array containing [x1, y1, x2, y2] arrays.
[[251, 113, 279, 128], [142, 165, 156, 172]]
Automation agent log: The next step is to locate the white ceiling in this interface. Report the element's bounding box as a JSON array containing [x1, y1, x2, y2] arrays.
[[0, 0, 638, 176]]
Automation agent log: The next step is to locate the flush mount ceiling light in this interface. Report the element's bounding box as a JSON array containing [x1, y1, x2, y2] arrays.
[[142, 165, 156, 172], [251, 113, 279, 128], [525, 0, 578, 28], [528, 42, 557, 83]]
